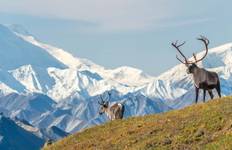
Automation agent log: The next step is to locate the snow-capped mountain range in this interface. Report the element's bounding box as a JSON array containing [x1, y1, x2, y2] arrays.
[[0, 24, 232, 137]]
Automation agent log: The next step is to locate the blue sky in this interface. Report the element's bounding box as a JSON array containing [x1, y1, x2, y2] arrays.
[[0, 0, 232, 75]]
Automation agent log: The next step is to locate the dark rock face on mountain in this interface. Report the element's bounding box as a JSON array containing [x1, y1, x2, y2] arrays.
[[0, 114, 45, 150]]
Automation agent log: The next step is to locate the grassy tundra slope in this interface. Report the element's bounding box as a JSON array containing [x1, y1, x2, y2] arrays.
[[44, 97, 232, 150]]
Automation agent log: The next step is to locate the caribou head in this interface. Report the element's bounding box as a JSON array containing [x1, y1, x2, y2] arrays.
[[98, 94, 109, 115], [171, 36, 221, 103]]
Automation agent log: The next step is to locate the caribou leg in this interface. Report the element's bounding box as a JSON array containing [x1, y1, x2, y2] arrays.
[[208, 90, 214, 99], [195, 87, 199, 103], [216, 83, 221, 98], [203, 90, 206, 103]]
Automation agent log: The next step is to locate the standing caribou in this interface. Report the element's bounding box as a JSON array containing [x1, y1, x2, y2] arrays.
[[98, 92, 125, 120], [172, 36, 221, 103]]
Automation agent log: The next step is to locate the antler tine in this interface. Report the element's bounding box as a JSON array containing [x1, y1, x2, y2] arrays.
[[178, 41, 186, 47], [174, 40, 178, 46], [98, 95, 105, 105], [108, 91, 112, 97], [197, 35, 209, 45], [193, 53, 197, 61], [172, 41, 190, 64], [176, 55, 187, 64], [171, 41, 186, 48], [194, 35, 209, 63], [106, 91, 111, 103], [98, 99, 102, 105], [171, 41, 186, 56]]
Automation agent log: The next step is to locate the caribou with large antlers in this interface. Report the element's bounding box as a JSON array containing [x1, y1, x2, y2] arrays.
[[172, 36, 221, 103], [98, 92, 125, 120]]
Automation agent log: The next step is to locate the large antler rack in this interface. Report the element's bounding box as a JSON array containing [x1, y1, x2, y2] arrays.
[[171, 35, 209, 64]]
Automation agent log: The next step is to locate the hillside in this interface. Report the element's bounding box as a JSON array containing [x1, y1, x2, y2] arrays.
[[44, 97, 232, 150]]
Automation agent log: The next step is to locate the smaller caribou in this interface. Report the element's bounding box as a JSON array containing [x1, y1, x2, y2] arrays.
[[172, 35, 221, 103], [98, 92, 125, 120]]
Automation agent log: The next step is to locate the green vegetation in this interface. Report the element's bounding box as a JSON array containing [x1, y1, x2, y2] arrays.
[[43, 97, 232, 150]]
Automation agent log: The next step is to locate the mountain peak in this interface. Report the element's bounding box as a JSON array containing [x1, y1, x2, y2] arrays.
[[0, 24, 66, 70]]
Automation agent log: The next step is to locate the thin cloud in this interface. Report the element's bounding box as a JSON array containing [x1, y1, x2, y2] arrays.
[[0, 0, 176, 31], [156, 17, 213, 29], [0, 0, 225, 32]]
